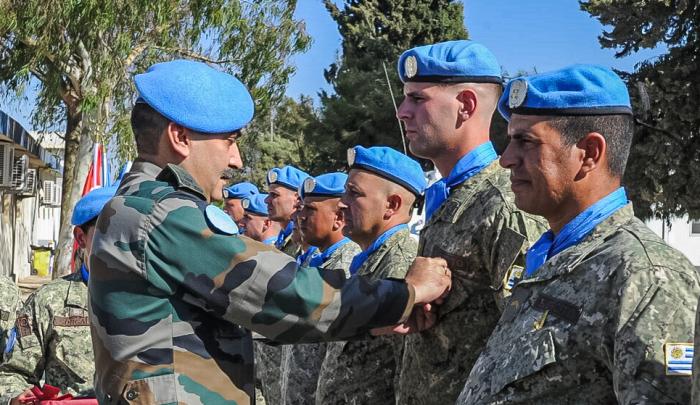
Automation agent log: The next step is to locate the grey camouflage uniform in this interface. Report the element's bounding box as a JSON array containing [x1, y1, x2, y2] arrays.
[[89, 162, 414, 404], [277, 239, 360, 405], [0, 275, 21, 361], [396, 161, 548, 404], [317, 227, 417, 405], [0, 272, 93, 399], [460, 204, 699, 404]]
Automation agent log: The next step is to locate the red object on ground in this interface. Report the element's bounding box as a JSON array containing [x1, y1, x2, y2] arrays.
[[18, 384, 97, 405]]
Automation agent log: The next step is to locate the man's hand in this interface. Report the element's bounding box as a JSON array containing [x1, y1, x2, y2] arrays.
[[10, 389, 34, 405], [371, 303, 437, 336], [405, 256, 451, 304]]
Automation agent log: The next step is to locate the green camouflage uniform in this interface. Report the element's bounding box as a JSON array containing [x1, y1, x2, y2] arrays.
[[88, 163, 414, 404], [0, 272, 93, 399], [317, 228, 417, 405], [0, 275, 21, 360], [278, 239, 360, 405], [460, 204, 699, 404], [396, 161, 548, 404], [254, 230, 308, 405]]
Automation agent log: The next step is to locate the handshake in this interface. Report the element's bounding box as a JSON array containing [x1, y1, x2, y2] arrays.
[[373, 257, 452, 336]]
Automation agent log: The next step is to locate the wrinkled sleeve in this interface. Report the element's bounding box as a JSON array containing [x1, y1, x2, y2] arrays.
[[0, 293, 49, 399], [92, 199, 413, 344], [611, 265, 699, 404]]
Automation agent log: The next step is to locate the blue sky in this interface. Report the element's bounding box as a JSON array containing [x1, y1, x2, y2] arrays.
[[286, 0, 665, 100], [2, 0, 665, 132]]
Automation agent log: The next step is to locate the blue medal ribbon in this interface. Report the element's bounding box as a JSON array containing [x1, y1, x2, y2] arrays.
[[349, 224, 408, 275], [275, 221, 295, 249], [424, 142, 498, 221], [262, 236, 277, 246], [80, 263, 89, 284], [309, 238, 351, 268], [525, 187, 628, 277], [296, 246, 319, 266]]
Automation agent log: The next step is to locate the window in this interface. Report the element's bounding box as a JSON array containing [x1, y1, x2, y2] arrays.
[[691, 221, 700, 236]]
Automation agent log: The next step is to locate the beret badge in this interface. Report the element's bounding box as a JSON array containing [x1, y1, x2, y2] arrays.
[[303, 177, 316, 194], [242, 198, 250, 209], [267, 170, 278, 184], [508, 79, 528, 108], [404, 55, 418, 79], [347, 147, 357, 166]]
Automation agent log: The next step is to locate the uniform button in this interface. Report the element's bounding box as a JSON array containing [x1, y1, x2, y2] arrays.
[[126, 389, 139, 400]]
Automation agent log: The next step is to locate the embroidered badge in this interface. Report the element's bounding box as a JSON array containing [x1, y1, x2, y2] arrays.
[[267, 170, 278, 184], [504, 265, 524, 291], [664, 343, 693, 376], [303, 177, 316, 194], [15, 314, 33, 338]]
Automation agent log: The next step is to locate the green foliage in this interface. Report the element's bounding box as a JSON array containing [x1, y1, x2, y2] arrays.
[[581, 0, 700, 220], [0, 0, 311, 161], [233, 96, 319, 188], [311, 0, 468, 171]]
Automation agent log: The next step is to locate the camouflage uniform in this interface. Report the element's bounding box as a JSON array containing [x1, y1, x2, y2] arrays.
[[89, 163, 414, 404], [396, 161, 547, 404], [0, 275, 21, 359], [278, 240, 360, 405], [317, 228, 417, 405], [255, 230, 307, 405], [460, 205, 699, 404], [0, 272, 93, 399]]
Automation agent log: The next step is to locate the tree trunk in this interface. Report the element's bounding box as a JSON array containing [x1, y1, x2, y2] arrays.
[[53, 106, 92, 278]]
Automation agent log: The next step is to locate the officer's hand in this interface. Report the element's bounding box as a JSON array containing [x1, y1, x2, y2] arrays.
[[370, 303, 437, 336], [11, 388, 33, 405], [405, 257, 451, 305]]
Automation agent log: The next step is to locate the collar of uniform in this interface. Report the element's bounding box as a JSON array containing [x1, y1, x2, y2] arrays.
[[424, 160, 501, 229], [131, 159, 162, 179], [156, 163, 206, 200], [357, 227, 410, 276], [516, 203, 635, 287], [64, 272, 88, 310]]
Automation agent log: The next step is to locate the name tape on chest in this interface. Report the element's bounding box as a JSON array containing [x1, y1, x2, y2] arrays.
[[665, 343, 693, 376], [15, 314, 33, 338], [54, 315, 90, 327]]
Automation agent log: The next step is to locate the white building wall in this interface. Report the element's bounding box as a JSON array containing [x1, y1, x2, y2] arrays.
[[646, 217, 700, 267]]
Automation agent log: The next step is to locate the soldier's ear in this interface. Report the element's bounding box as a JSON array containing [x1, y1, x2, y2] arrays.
[[456, 88, 477, 121], [385, 194, 402, 219], [165, 122, 191, 158], [576, 132, 606, 178], [73, 226, 88, 249]]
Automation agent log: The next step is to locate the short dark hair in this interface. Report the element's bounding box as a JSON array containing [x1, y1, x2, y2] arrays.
[[131, 102, 169, 155], [547, 114, 634, 177]]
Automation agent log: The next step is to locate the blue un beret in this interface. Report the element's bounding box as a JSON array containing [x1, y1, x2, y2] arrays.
[[300, 172, 348, 199], [398, 40, 502, 84], [242, 193, 269, 216], [266, 166, 309, 191], [498, 64, 633, 121], [223, 182, 259, 199], [135, 59, 254, 133], [347, 146, 427, 196], [71, 186, 117, 226]]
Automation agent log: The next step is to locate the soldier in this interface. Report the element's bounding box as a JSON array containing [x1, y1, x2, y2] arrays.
[[265, 166, 309, 257], [222, 181, 259, 224], [239, 193, 280, 245], [259, 166, 309, 405], [0, 185, 116, 402], [316, 146, 426, 405], [459, 64, 700, 404], [0, 275, 21, 362], [393, 40, 548, 404], [279, 172, 361, 404], [88, 59, 451, 404]]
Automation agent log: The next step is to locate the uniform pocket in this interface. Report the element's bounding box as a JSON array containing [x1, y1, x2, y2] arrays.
[[490, 329, 558, 395], [120, 374, 178, 404]]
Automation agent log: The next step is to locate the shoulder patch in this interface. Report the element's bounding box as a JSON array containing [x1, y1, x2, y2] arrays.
[[665, 342, 693, 376], [15, 314, 33, 338], [205, 205, 239, 235]]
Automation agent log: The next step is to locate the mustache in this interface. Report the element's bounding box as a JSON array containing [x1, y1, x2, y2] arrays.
[[220, 168, 236, 180]]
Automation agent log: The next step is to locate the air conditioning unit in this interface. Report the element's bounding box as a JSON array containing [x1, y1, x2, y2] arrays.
[[53, 182, 62, 206], [11, 154, 28, 191], [18, 168, 37, 197], [0, 143, 14, 188]]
